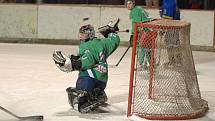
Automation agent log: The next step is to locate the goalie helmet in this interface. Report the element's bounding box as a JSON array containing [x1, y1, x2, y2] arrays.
[[79, 24, 95, 42]]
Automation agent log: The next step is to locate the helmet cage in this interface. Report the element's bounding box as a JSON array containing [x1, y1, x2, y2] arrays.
[[79, 24, 95, 41]]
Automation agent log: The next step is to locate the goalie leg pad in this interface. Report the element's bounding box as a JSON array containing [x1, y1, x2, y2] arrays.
[[66, 87, 79, 109], [77, 93, 107, 113], [66, 87, 89, 109], [77, 88, 108, 113], [92, 88, 108, 103]]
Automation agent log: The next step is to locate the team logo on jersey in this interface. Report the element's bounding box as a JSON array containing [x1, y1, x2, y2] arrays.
[[95, 65, 107, 73]]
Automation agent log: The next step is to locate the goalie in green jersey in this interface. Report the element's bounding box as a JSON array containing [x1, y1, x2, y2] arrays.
[[52, 20, 120, 113]]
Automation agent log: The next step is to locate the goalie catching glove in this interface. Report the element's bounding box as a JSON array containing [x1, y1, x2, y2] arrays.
[[52, 50, 81, 72], [98, 18, 120, 38]]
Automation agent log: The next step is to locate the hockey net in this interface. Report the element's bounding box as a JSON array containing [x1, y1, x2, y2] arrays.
[[127, 19, 208, 120]]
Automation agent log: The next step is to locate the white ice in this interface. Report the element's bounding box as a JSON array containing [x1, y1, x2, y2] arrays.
[[0, 43, 215, 121]]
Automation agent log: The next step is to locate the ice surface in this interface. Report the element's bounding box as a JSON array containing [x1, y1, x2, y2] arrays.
[[0, 43, 214, 121]]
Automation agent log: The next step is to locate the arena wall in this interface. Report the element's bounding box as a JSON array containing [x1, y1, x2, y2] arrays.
[[0, 4, 214, 48]]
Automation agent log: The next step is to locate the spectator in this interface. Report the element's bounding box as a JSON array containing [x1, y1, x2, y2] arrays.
[[160, 0, 182, 67]]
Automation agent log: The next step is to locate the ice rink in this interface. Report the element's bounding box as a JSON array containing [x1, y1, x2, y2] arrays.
[[0, 43, 215, 121]]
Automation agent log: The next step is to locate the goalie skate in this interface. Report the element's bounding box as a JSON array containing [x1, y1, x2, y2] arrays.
[[67, 87, 108, 113], [78, 92, 108, 113]]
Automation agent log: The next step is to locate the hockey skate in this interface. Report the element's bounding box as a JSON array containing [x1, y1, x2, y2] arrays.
[[78, 90, 108, 113], [66, 87, 108, 113]]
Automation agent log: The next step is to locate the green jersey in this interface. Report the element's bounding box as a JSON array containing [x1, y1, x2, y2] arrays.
[[78, 33, 120, 83], [129, 6, 151, 34]]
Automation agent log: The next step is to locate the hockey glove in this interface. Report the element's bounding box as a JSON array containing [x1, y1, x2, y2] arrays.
[[98, 25, 117, 38], [52, 50, 73, 72], [98, 18, 120, 38], [70, 55, 82, 71]]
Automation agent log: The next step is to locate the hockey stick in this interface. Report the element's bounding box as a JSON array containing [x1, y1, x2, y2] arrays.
[[96, 29, 129, 33], [116, 29, 129, 33], [0, 106, 43, 121], [109, 45, 131, 68]]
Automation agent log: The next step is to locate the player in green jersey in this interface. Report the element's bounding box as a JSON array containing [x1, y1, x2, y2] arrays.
[[52, 21, 120, 113], [127, 0, 152, 70]]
